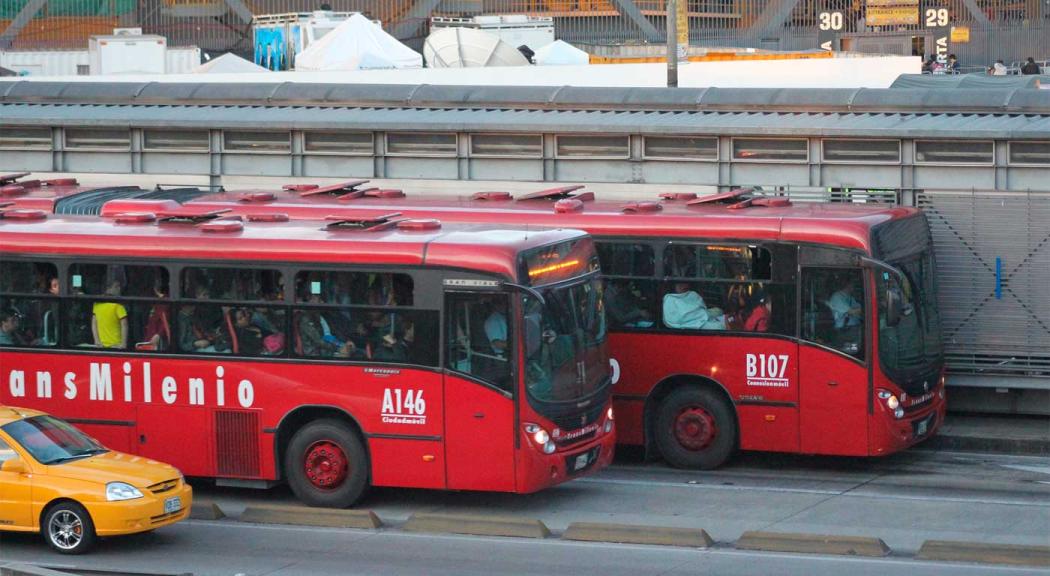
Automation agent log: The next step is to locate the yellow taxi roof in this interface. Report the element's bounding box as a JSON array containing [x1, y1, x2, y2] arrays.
[[0, 405, 46, 426]]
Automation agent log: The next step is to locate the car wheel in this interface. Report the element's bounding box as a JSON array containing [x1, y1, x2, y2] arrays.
[[654, 386, 736, 469], [285, 419, 369, 508], [44, 501, 97, 554]]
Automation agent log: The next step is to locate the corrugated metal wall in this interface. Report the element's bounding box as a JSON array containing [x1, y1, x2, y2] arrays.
[[2, 0, 1047, 64]]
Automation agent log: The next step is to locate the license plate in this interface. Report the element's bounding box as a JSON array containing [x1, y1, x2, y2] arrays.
[[164, 496, 182, 514], [915, 414, 934, 438], [573, 453, 589, 471]]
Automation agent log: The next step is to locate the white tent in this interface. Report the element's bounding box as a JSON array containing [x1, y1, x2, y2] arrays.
[[534, 40, 589, 66], [193, 53, 268, 74], [424, 27, 529, 68], [294, 13, 422, 71]]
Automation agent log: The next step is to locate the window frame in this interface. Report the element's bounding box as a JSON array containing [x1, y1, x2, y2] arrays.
[[554, 134, 631, 160], [798, 265, 869, 366], [0, 126, 52, 150], [63, 127, 131, 151], [913, 139, 994, 166], [384, 132, 459, 157], [302, 131, 375, 156], [221, 130, 292, 154], [142, 129, 211, 152], [821, 138, 902, 165], [1007, 140, 1050, 166], [641, 135, 719, 162], [444, 289, 516, 397], [468, 133, 544, 159], [731, 137, 809, 163]]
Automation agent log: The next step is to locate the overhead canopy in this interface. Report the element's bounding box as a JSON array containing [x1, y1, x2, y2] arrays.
[[424, 27, 530, 68], [534, 40, 590, 66], [891, 73, 1044, 89], [295, 13, 422, 71], [193, 53, 269, 74]]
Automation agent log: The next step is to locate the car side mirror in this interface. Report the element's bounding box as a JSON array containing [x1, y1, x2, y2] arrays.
[[886, 289, 902, 327], [1, 457, 26, 474]]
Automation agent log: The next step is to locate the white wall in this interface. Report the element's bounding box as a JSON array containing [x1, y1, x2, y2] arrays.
[[14, 55, 920, 88]]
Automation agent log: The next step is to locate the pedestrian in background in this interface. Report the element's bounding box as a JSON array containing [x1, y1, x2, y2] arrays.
[[1021, 57, 1041, 75]]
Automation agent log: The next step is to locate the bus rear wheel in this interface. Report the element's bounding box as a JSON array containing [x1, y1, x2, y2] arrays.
[[285, 419, 369, 508], [655, 387, 736, 470]]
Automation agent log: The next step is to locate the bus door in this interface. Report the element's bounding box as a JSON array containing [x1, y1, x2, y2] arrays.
[[798, 266, 870, 455], [443, 291, 516, 491]]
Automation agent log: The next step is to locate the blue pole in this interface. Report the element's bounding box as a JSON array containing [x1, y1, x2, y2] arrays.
[[995, 257, 1002, 300]]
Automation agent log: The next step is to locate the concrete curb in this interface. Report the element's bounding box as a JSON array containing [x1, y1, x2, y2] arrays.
[[239, 505, 381, 529], [917, 540, 1050, 567], [735, 531, 890, 557], [1, 564, 84, 576], [189, 501, 226, 521], [402, 513, 550, 539], [925, 434, 1050, 456], [563, 522, 712, 548]]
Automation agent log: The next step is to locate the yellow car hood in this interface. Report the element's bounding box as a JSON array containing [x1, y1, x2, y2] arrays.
[[44, 451, 179, 489]]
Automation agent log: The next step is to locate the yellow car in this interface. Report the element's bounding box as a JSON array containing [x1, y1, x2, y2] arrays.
[[0, 406, 192, 554]]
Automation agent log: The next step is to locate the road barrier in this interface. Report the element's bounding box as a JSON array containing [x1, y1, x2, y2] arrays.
[[563, 522, 712, 548], [402, 513, 551, 539], [239, 504, 382, 529], [917, 540, 1050, 567], [189, 501, 226, 521], [735, 531, 891, 557]]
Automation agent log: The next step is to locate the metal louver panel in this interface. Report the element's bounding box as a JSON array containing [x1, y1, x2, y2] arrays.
[[916, 190, 1050, 378], [215, 410, 261, 478]]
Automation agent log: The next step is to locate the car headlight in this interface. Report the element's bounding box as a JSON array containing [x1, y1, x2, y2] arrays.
[[106, 482, 144, 501]]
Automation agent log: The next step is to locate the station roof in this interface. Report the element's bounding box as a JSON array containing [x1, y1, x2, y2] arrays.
[[1, 82, 1047, 139]]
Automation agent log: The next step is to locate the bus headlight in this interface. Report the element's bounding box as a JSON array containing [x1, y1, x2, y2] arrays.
[[877, 390, 901, 413], [543, 441, 556, 454], [894, 408, 905, 419], [524, 423, 550, 446]]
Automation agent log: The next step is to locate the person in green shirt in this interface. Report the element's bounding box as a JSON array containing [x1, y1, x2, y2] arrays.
[[92, 279, 128, 349]]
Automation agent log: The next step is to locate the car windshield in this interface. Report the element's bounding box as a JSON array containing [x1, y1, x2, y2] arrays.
[[523, 275, 609, 404], [1, 415, 107, 465]]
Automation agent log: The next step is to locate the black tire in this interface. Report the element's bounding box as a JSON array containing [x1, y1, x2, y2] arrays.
[[285, 419, 369, 508], [43, 501, 97, 554], [654, 386, 736, 470]]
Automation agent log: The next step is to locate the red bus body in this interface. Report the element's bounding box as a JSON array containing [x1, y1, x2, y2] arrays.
[[0, 210, 615, 504], [4, 175, 947, 466]]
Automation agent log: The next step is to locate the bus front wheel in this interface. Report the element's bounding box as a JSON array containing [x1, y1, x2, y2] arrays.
[[285, 419, 369, 508], [655, 387, 736, 469]]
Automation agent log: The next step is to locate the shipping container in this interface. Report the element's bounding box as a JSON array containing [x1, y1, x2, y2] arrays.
[[0, 46, 200, 76], [89, 33, 167, 75]]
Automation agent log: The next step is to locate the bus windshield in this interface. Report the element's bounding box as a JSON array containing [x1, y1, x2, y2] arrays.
[[523, 275, 609, 407], [873, 217, 944, 390]]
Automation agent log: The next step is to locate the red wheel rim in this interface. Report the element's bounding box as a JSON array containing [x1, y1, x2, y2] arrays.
[[673, 406, 717, 451], [304, 440, 349, 490]]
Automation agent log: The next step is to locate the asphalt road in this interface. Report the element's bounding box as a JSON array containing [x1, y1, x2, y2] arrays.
[[2, 447, 1049, 576]]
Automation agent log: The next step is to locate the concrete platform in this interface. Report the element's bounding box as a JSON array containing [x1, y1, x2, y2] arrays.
[[926, 414, 1050, 456]]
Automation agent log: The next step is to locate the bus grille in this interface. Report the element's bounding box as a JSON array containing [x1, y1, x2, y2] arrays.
[[550, 402, 604, 432], [215, 410, 260, 477]]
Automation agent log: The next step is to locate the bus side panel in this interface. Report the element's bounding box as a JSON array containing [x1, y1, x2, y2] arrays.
[[798, 345, 869, 455], [74, 423, 134, 454], [443, 374, 515, 492], [361, 369, 446, 490], [609, 333, 801, 453], [369, 438, 446, 489], [137, 405, 215, 477]]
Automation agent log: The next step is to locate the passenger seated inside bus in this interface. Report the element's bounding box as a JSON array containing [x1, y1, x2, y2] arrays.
[[178, 287, 231, 354], [743, 289, 771, 332], [92, 278, 128, 349], [663, 282, 726, 330], [0, 307, 20, 346], [603, 279, 652, 328], [296, 291, 362, 359]]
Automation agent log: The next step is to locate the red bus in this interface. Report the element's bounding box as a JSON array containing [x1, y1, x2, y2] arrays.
[[0, 207, 615, 507], [5, 175, 947, 469]]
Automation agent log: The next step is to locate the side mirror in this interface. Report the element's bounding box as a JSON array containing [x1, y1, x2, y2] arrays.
[[886, 289, 903, 327], [1, 457, 26, 474]]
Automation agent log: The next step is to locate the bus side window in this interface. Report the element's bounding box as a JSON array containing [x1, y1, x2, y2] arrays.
[[0, 261, 60, 348], [446, 292, 513, 393], [802, 268, 865, 360]]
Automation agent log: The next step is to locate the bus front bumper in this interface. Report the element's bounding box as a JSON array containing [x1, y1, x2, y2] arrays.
[[870, 391, 947, 456], [518, 424, 616, 493]]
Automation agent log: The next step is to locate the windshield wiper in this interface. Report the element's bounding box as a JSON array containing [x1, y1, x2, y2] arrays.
[[42, 448, 108, 465]]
